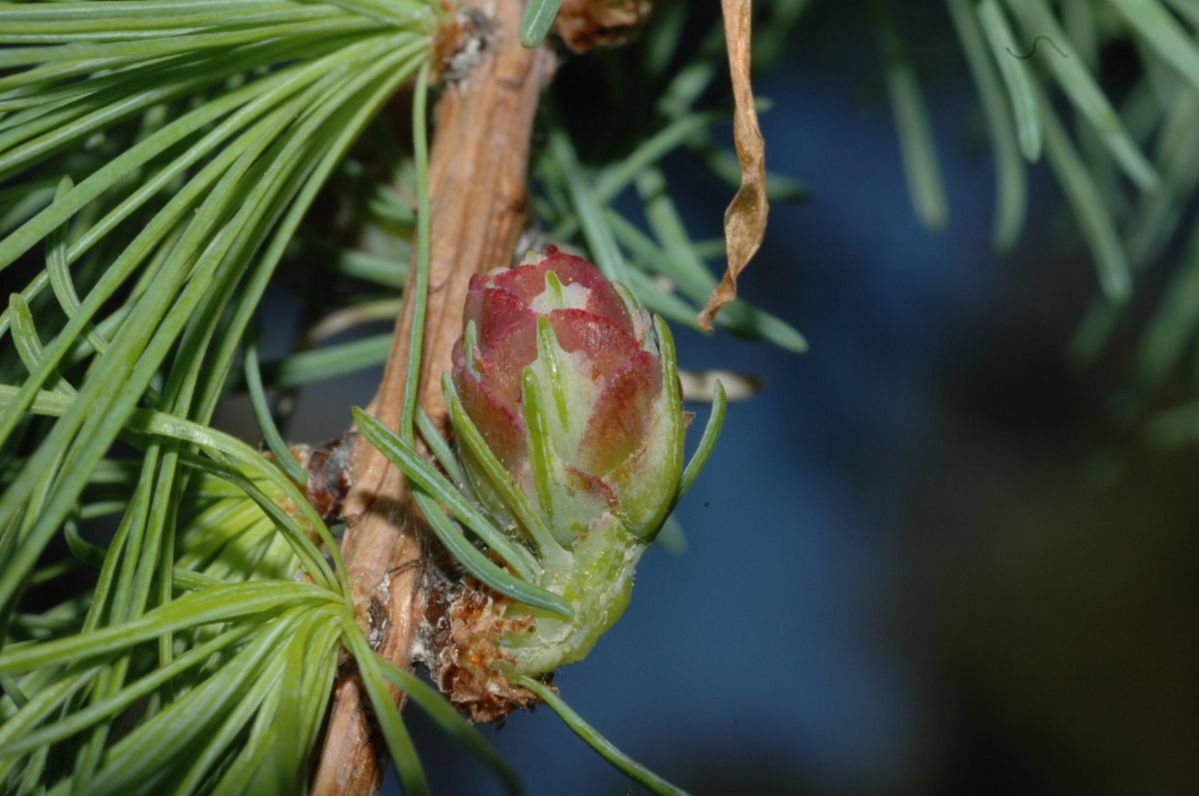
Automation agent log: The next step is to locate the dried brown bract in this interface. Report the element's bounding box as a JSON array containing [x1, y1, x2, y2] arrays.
[[289, 433, 356, 524], [555, 0, 653, 53], [425, 579, 540, 723]]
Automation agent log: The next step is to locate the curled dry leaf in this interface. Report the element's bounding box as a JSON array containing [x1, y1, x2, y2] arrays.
[[700, 0, 769, 331]]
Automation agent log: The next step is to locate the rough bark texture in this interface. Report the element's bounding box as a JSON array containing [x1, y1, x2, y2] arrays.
[[309, 2, 553, 793]]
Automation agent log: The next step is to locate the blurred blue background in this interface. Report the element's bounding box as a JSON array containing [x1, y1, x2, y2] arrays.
[[239, 6, 1199, 795]]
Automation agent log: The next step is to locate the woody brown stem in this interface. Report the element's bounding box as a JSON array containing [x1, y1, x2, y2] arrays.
[[309, 2, 553, 794]]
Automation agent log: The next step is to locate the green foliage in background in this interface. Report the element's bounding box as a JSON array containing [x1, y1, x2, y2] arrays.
[[876, 0, 1199, 438]]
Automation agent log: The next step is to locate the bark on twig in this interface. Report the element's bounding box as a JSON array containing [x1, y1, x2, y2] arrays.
[[309, 3, 552, 794]]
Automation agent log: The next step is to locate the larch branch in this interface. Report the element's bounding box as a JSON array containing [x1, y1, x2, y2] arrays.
[[310, 1, 552, 793]]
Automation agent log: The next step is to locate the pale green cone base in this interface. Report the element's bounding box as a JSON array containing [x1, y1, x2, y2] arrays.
[[499, 513, 645, 675]]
